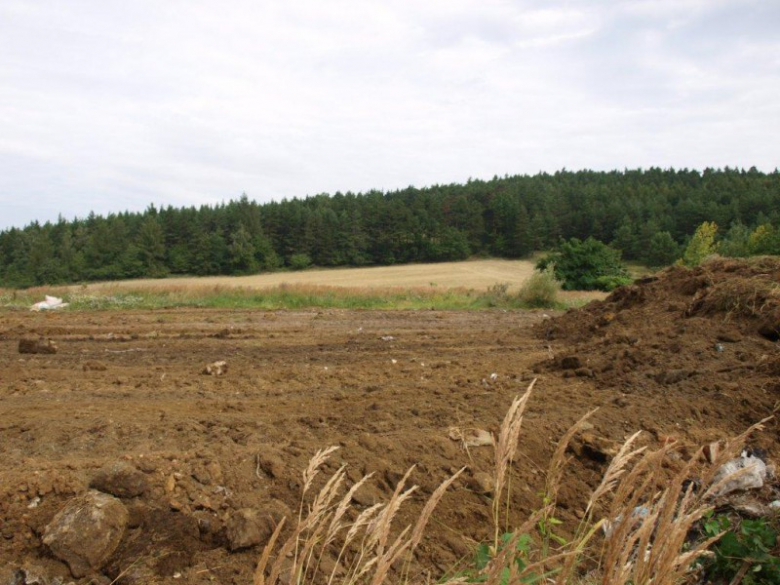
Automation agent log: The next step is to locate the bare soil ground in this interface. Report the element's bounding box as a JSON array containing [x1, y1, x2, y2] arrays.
[[1, 258, 779, 584]]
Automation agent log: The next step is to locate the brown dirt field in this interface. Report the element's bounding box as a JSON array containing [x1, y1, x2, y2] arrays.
[[1, 257, 779, 584]]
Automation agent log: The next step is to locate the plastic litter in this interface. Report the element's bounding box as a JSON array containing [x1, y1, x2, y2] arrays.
[[710, 451, 767, 497], [602, 505, 650, 537], [448, 427, 494, 448], [30, 296, 69, 312]]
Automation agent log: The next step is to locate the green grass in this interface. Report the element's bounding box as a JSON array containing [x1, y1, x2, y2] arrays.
[[0, 283, 575, 312]]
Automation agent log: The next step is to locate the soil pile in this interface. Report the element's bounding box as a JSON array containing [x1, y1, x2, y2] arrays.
[[538, 257, 780, 444], [1, 261, 779, 584]]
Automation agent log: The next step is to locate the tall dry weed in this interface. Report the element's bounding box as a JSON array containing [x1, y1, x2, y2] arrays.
[[255, 386, 768, 585]]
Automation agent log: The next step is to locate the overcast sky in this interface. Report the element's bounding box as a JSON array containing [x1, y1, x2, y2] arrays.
[[1, 0, 778, 230]]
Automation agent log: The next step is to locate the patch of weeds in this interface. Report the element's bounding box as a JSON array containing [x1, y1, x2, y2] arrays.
[[516, 265, 561, 309], [700, 513, 780, 585], [459, 532, 546, 585]]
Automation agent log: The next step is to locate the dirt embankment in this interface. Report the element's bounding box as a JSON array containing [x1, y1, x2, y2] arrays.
[[0, 258, 778, 584], [538, 257, 780, 448]]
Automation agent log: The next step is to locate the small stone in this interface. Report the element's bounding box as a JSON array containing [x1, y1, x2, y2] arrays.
[[559, 356, 581, 370], [569, 433, 619, 463], [42, 490, 129, 578], [225, 509, 275, 551], [18, 339, 57, 355], [82, 360, 108, 372], [468, 472, 495, 495], [90, 462, 148, 498]]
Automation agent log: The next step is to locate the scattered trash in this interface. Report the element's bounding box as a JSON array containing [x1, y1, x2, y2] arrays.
[[710, 451, 768, 497], [18, 338, 57, 355], [390, 359, 397, 364], [602, 505, 651, 537], [731, 500, 774, 518], [27, 497, 41, 509], [715, 343, 724, 352], [448, 427, 494, 448], [490, 373, 498, 381], [380, 335, 395, 342], [30, 296, 69, 312], [769, 500, 780, 510], [201, 361, 228, 376]]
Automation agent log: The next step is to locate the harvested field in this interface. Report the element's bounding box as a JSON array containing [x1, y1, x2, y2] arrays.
[[1, 257, 779, 583], [78, 259, 538, 292]]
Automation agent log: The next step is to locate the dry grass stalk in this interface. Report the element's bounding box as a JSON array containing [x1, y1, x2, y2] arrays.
[[546, 408, 598, 509], [586, 431, 645, 515], [492, 378, 535, 545], [256, 394, 768, 585], [257, 450, 462, 585]]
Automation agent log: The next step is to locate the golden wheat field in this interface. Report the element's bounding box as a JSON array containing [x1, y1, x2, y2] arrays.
[[82, 259, 536, 291], [52, 259, 604, 304]]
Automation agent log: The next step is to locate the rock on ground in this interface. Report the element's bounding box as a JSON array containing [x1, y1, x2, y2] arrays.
[[18, 339, 57, 355], [42, 491, 129, 578], [225, 508, 277, 551], [89, 462, 148, 498]]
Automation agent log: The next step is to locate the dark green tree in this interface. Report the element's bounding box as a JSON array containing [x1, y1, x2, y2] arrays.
[[537, 237, 632, 291]]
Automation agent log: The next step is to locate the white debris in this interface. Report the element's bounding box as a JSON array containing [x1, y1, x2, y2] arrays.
[[490, 373, 498, 381], [380, 335, 395, 341], [710, 451, 768, 497], [391, 359, 397, 364], [30, 296, 69, 312], [27, 496, 41, 509], [602, 506, 650, 538], [202, 361, 228, 376], [448, 427, 494, 448]]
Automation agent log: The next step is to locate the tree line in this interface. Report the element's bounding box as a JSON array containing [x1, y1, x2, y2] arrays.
[[1, 167, 779, 288]]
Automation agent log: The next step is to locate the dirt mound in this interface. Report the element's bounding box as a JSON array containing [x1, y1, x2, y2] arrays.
[[1, 282, 779, 584], [537, 257, 780, 445]]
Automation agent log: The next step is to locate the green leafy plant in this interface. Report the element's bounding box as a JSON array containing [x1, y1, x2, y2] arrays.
[[701, 513, 780, 585], [680, 221, 719, 266], [288, 253, 313, 270], [536, 237, 632, 291], [464, 532, 545, 585]]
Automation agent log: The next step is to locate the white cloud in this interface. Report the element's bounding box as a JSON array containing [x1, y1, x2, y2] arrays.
[[0, 0, 777, 229]]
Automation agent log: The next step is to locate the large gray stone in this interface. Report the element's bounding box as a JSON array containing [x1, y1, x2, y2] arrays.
[[42, 490, 128, 578]]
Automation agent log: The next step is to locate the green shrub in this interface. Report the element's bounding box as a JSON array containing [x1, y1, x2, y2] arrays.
[[517, 265, 560, 308], [482, 282, 511, 307], [681, 221, 719, 266], [287, 253, 312, 270], [536, 237, 631, 291]]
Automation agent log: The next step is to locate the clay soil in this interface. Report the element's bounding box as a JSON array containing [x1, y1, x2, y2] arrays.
[[1, 257, 780, 584]]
